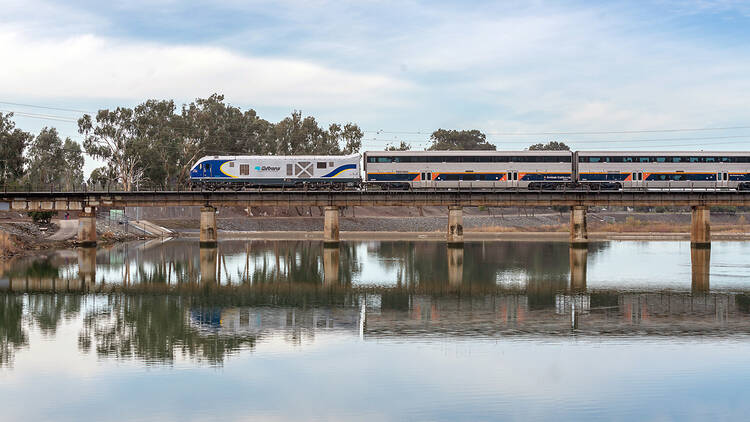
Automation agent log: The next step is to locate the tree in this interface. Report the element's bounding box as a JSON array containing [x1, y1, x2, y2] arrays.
[[24, 127, 83, 190], [88, 166, 117, 189], [134, 100, 182, 188], [78, 108, 145, 191], [427, 129, 495, 151], [328, 123, 363, 154], [61, 139, 84, 190], [385, 141, 411, 151], [26, 127, 64, 189], [273, 111, 338, 155], [528, 141, 570, 151], [0, 112, 33, 187]]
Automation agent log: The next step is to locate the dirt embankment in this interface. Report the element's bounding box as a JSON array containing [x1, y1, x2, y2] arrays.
[[0, 211, 153, 257]]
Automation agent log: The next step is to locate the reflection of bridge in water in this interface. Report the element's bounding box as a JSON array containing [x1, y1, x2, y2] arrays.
[[2, 238, 750, 367], [0, 239, 743, 337]]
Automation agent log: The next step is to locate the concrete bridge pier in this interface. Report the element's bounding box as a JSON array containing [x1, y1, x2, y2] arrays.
[[570, 206, 588, 246], [691, 246, 710, 293], [77, 206, 97, 247], [77, 246, 97, 286], [569, 246, 588, 291], [447, 244, 464, 286], [324, 206, 340, 246], [200, 205, 218, 247], [447, 206, 464, 245], [691, 205, 711, 248], [323, 246, 340, 285]]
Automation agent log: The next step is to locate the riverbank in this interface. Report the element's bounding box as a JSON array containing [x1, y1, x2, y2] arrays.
[[0, 219, 151, 257]]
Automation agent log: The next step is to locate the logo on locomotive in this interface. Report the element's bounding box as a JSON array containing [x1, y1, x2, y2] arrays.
[[254, 165, 281, 171]]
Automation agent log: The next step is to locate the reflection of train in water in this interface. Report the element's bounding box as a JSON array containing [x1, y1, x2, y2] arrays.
[[190, 150, 750, 190]]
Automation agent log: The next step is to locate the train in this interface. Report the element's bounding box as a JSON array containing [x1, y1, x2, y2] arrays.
[[189, 150, 750, 190]]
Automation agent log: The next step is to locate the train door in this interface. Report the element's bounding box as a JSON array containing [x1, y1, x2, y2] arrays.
[[508, 171, 519, 188], [718, 172, 728, 188], [631, 171, 643, 188]]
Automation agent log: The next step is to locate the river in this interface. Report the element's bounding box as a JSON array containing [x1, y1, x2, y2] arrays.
[[2, 239, 750, 421]]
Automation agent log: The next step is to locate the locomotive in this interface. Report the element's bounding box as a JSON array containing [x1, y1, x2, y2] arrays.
[[190, 150, 750, 190]]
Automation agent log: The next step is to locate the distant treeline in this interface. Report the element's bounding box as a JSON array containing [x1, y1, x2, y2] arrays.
[[0, 93, 568, 191]]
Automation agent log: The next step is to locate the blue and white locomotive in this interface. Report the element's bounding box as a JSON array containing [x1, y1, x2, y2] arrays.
[[190, 154, 360, 188], [190, 150, 750, 190]]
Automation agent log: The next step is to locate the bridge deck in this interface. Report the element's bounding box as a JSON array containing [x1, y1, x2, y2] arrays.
[[2, 189, 750, 210]]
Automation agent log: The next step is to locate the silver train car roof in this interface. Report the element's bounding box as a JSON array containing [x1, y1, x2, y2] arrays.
[[363, 150, 573, 156], [195, 154, 360, 161]]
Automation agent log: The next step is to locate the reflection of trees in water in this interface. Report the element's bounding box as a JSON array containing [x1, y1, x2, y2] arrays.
[[80, 295, 257, 365], [27, 295, 82, 335], [0, 295, 27, 367]]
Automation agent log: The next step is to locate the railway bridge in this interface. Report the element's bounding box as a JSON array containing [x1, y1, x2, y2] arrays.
[[2, 190, 748, 247]]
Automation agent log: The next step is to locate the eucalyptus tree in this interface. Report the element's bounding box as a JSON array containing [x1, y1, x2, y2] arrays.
[[385, 141, 411, 151], [25, 128, 83, 190], [0, 112, 33, 188], [528, 141, 570, 151], [328, 122, 363, 154], [427, 129, 495, 151], [78, 108, 146, 191]]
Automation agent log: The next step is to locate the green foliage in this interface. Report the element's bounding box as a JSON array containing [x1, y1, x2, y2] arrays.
[[27, 211, 54, 225], [528, 141, 570, 151], [0, 112, 33, 187], [25, 128, 84, 190], [427, 129, 495, 151], [385, 141, 411, 151]]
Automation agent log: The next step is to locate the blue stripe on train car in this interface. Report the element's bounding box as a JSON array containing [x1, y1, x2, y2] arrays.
[[729, 174, 750, 181], [645, 173, 715, 181], [323, 164, 357, 177], [367, 173, 419, 181], [579, 173, 629, 181], [520, 173, 572, 181]]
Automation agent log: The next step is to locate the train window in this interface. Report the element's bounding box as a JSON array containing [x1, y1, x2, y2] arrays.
[[240, 164, 250, 176], [624, 157, 633, 163], [705, 157, 715, 162], [720, 157, 731, 163], [376, 157, 392, 163], [427, 173, 432, 180], [639, 157, 649, 163], [589, 157, 601, 163], [656, 157, 666, 163], [672, 157, 681, 163], [317, 162, 327, 169], [287, 164, 293, 176]]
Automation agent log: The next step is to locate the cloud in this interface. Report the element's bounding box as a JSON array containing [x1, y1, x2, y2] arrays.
[[0, 30, 413, 109]]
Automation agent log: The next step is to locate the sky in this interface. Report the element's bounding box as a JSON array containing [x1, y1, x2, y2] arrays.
[[1, 0, 750, 175]]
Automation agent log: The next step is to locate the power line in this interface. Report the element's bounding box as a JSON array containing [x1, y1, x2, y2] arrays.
[[5, 98, 750, 137], [366, 126, 750, 136], [0, 101, 93, 115]]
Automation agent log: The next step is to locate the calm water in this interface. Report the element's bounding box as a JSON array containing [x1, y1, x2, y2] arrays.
[[2, 239, 750, 421]]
